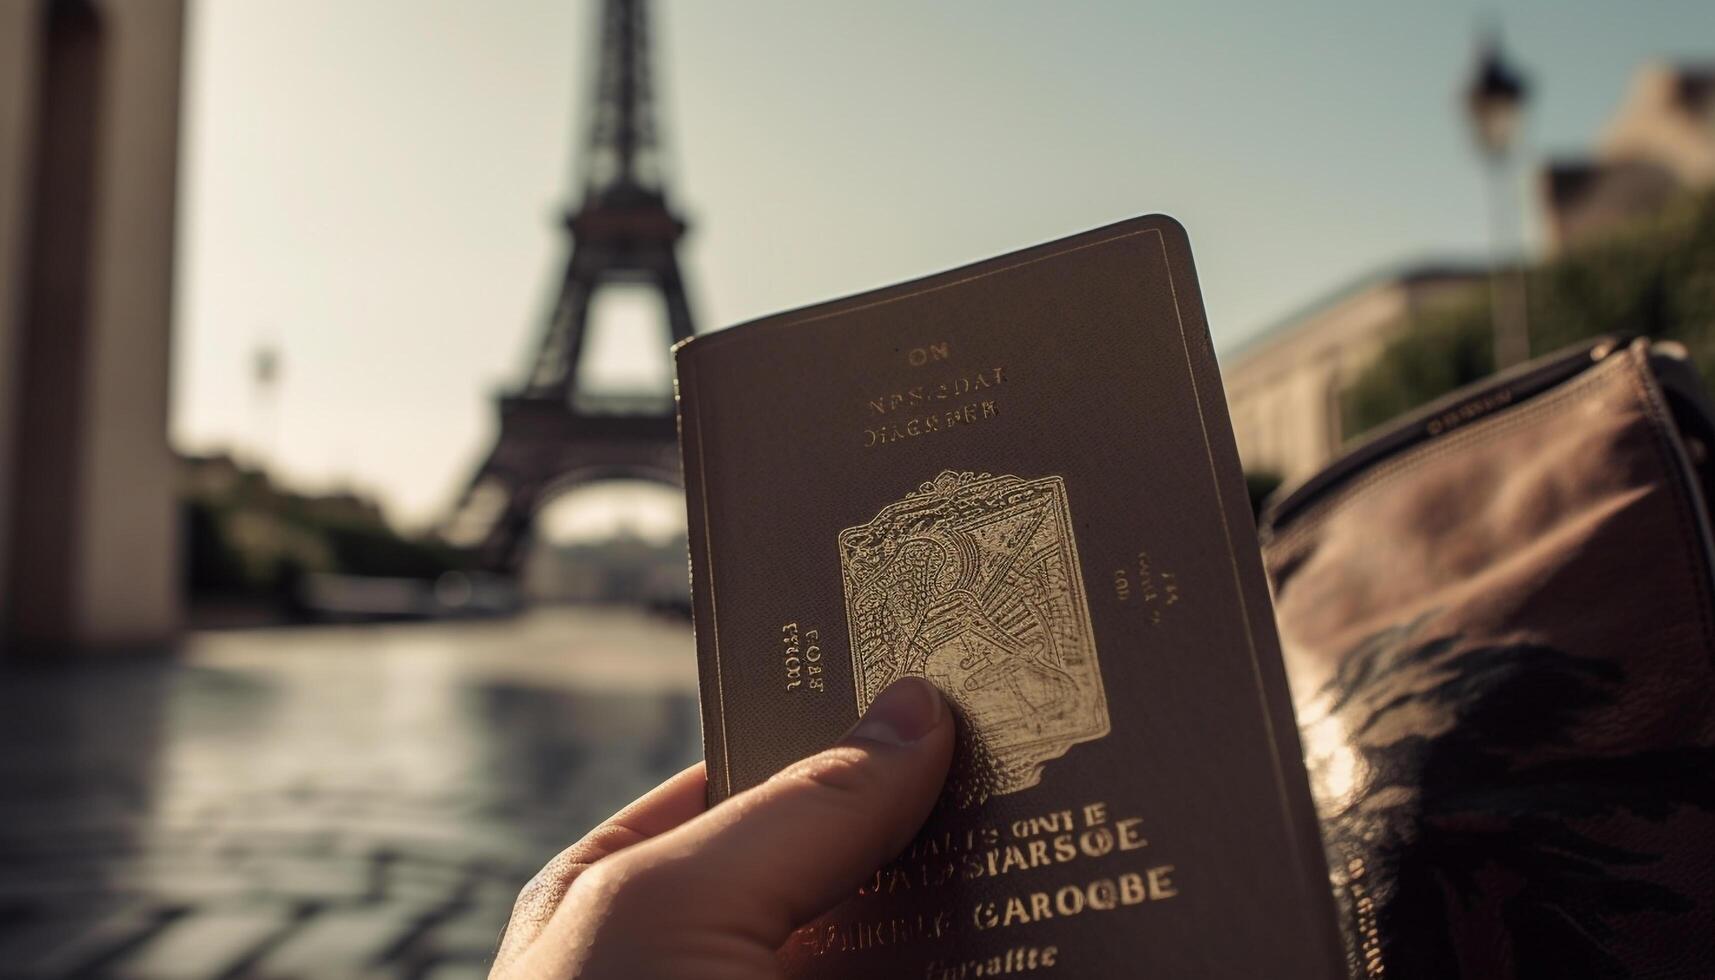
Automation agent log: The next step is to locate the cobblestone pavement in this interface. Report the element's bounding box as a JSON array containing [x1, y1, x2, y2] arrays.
[[0, 608, 702, 979]]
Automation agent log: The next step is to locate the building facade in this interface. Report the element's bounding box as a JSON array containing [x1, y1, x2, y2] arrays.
[[1543, 63, 1715, 253], [1225, 62, 1715, 488], [1221, 266, 1482, 484], [0, 0, 186, 653]]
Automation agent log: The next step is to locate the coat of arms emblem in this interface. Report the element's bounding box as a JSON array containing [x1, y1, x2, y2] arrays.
[[838, 470, 1109, 806]]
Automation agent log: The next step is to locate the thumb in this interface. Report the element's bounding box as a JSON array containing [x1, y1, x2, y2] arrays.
[[594, 677, 954, 951]]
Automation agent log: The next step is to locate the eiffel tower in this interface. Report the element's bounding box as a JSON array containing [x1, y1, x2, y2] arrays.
[[448, 0, 695, 572]]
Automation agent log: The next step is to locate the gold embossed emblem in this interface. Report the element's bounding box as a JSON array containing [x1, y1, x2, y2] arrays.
[[838, 470, 1109, 805]]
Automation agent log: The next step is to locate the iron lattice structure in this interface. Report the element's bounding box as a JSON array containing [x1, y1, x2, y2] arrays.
[[449, 0, 695, 572]]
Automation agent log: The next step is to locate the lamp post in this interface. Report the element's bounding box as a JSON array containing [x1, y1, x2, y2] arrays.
[[1463, 34, 1532, 370], [252, 342, 281, 469]]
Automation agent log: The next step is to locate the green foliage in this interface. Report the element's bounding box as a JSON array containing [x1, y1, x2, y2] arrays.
[[181, 456, 471, 600], [323, 523, 469, 580], [1344, 189, 1715, 437], [1342, 303, 1493, 438]]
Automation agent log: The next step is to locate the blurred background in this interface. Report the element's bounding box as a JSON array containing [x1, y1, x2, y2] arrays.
[[0, 0, 1711, 975]]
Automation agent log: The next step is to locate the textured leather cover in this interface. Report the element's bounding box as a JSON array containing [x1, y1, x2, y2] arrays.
[[1261, 338, 1715, 978], [673, 217, 1344, 978]]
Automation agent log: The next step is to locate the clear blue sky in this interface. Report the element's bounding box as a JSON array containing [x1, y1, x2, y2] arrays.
[[171, 0, 1714, 529]]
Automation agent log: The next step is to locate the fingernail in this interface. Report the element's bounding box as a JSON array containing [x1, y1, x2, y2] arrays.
[[849, 677, 944, 746]]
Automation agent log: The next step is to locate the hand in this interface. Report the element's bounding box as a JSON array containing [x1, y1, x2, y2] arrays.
[[491, 676, 954, 979]]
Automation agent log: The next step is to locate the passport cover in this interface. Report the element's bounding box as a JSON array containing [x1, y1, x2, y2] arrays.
[[672, 216, 1343, 978]]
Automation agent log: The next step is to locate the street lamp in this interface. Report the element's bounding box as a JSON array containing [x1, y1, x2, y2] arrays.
[[1463, 33, 1532, 370]]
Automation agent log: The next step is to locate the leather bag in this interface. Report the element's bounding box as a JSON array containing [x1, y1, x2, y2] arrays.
[[1259, 337, 1715, 979]]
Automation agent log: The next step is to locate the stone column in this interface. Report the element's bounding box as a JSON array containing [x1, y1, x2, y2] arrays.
[[3, 0, 185, 654]]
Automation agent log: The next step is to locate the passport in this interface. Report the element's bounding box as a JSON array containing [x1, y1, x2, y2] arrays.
[[671, 217, 1344, 978]]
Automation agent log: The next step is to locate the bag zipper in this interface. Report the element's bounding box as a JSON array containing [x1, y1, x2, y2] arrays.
[[1260, 335, 1626, 537]]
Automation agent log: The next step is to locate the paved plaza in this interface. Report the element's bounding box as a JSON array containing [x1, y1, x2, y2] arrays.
[[0, 608, 702, 979]]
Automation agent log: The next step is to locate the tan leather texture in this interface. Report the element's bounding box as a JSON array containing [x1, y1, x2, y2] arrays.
[[1262, 339, 1715, 979]]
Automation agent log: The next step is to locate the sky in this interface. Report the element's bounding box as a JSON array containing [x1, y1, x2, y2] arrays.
[[170, 0, 1715, 536]]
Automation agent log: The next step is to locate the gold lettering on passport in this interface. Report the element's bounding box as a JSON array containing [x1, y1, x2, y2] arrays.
[[863, 366, 1006, 449], [971, 866, 1179, 931], [838, 471, 1109, 806], [906, 341, 952, 367], [1113, 548, 1182, 625], [793, 910, 955, 957], [867, 367, 1005, 416], [927, 945, 1059, 978], [780, 621, 825, 693], [800, 799, 1178, 962]]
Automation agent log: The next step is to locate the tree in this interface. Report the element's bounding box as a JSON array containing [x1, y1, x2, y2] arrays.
[[1344, 189, 1715, 437]]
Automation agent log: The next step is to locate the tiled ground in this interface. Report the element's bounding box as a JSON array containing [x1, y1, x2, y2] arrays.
[[0, 608, 702, 979]]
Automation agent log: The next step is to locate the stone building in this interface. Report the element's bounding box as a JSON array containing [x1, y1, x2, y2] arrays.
[[1543, 63, 1715, 253], [1221, 264, 1483, 484], [0, 0, 186, 653], [1223, 61, 1715, 486]]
